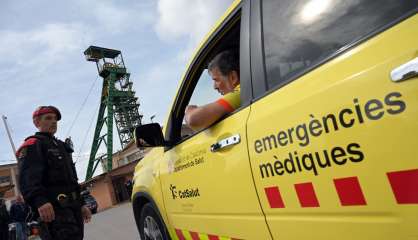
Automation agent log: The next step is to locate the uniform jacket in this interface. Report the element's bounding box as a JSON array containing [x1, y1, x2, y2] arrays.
[[16, 132, 81, 211]]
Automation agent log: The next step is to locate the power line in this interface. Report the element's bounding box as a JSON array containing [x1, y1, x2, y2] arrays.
[[75, 102, 100, 164], [65, 75, 99, 137], [72, 153, 92, 157], [74, 153, 106, 164]]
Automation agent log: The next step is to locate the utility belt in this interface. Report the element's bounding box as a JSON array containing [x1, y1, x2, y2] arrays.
[[50, 191, 82, 208]]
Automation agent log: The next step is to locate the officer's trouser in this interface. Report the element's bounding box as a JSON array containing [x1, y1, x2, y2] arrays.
[[42, 205, 83, 240], [15, 222, 27, 240]]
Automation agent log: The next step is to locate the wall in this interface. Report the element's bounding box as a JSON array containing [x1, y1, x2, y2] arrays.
[[0, 164, 18, 200], [87, 175, 116, 211]]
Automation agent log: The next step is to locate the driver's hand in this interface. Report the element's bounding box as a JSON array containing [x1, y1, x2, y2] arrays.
[[185, 105, 197, 115], [185, 105, 198, 124]]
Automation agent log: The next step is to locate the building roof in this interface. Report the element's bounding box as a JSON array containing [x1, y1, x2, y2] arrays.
[[0, 162, 17, 168], [81, 158, 140, 186], [84, 46, 121, 60]]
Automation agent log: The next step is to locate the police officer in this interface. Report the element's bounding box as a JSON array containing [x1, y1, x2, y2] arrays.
[[17, 106, 91, 240]]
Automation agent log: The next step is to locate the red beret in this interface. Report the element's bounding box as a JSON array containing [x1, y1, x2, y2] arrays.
[[32, 106, 61, 121]]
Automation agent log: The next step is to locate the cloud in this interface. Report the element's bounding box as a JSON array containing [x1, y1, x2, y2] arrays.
[[155, 0, 234, 46], [133, 57, 185, 124], [74, 0, 156, 34], [0, 22, 94, 130], [0, 23, 92, 75], [0, 22, 93, 121]]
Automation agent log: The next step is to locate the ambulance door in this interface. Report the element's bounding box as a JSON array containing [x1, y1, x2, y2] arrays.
[[247, 1, 418, 240], [159, 3, 271, 239]]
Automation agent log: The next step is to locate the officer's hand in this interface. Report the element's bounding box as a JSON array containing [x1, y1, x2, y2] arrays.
[[81, 205, 92, 223], [38, 203, 55, 223]]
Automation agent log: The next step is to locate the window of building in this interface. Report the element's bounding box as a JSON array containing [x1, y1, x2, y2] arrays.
[[127, 151, 141, 162], [117, 158, 128, 167], [0, 176, 11, 186]]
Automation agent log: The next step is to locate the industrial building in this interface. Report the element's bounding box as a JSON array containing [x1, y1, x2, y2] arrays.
[[81, 141, 150, 211]]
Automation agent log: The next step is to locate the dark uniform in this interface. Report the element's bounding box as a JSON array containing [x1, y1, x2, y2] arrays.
[[17, 131, 84, 240]]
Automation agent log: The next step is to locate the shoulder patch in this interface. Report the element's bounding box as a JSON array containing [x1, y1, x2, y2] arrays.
[[16, 138, 38, 158], [21, 138, 38, 147]]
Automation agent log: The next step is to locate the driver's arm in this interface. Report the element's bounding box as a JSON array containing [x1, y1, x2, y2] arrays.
[[184, 101, 229, 131], [185, 85, 240, 131]]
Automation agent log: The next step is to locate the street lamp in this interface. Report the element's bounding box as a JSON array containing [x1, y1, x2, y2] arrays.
[[150, 115, 156, 123], [1, 115, 20, 196]]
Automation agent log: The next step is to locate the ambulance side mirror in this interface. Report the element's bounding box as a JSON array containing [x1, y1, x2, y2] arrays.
[[135, 123, 167, 148]]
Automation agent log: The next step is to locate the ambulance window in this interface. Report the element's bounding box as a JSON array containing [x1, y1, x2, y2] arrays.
[[188, 70, 221, 108], [180, 70, 221, 138], [177, 18, 241, 140], [261, 0, 417, 90]]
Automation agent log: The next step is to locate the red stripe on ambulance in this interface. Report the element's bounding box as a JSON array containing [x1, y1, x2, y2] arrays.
[[175, 228, 238, 240], [387, 169, 418, 204], [294, 182, 320, 207], [333, 176, 367, 206], [190, 231, 200, 240], [208, 234, 220, 240], [264, 186, 285, 208], [175, 229, 186, 240]]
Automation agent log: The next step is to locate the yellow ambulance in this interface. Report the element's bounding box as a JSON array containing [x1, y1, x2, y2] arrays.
[[132, 0, 418, 239]]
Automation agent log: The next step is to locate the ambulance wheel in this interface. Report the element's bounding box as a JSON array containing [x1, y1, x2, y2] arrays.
[[139, 203, 170, 240]]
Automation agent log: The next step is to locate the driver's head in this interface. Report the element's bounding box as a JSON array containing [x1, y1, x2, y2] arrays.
[[208, 50, 240, 95], [32, 106, 61, 135]]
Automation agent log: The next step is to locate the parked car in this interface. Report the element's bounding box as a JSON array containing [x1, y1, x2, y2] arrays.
[[132, 1, 418, 240], [81, 190, 98, 214]]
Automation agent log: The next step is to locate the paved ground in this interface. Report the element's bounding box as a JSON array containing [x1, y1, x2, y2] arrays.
[[85, 202, 140, 240]]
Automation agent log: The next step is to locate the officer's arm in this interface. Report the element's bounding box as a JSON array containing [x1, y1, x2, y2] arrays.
[[18, 142, 49, 210], [185, 101, 229, 131]]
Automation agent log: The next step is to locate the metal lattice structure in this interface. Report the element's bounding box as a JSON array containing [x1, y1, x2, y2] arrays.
[[84, 46, 142, 180]]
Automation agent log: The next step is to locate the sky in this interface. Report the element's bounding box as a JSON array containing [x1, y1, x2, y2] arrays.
[[0, 0, 234, 180]]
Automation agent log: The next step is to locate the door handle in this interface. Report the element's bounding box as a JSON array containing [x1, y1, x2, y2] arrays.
[[391, 56, 418, 82], [211, 134, 241, 152]]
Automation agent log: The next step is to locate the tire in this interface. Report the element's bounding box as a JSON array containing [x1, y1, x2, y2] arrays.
[[139, 203, 170, 240]]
